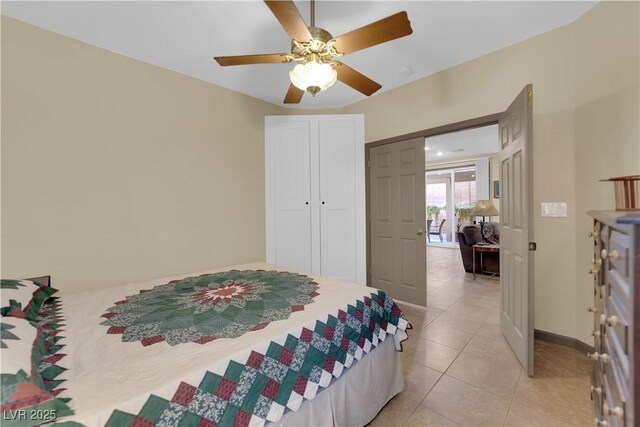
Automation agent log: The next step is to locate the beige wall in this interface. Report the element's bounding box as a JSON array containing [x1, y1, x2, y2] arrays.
[[295, 1, 639, 342], [338, 15, 581, 340], [1, 17, 284, 293], [573, 2, 640, 343], [1, 2, 638, 343]]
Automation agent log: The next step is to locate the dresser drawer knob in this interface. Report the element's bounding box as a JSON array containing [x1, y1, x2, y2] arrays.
[[587, 352, 610, 363], [603, 403, 624, 419], [587, 307, 599, 313], [601, 249, 621, 260], [588, 268, 600, 275], [591, 330, 600, 337], [590, 385, 602, 395], [588, 231, 600, 238], [594, 418, 609, 427], [599, 315, 619, 327]]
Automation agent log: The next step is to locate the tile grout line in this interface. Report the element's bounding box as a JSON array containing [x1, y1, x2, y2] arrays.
[[419, 317, 520, 423], [396, 248, 591, 425], [502, 368, 523, 426], [448, 320, 521, 394], [402, 248, 508, 425], [404, 372, 458, 427]]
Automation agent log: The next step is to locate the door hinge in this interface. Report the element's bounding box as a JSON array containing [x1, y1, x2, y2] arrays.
[[367, 159, 371, 167], [527, 84, 533, 106], [529, 242, 537, 251]]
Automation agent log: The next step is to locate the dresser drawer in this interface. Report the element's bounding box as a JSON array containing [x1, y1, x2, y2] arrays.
[[607, 269, 631, 311], [607, 230, 630, 281], [598, 224, 609, 251], [592, 368, 604, 416], [595, 278, 607, 312], [605, 291, 631, 353], [602, 365, 628, 427], [602, 308, 630, 381], [593, 323, 604, 354]]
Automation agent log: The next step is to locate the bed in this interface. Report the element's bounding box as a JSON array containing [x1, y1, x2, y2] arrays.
[[1, 262, 410, 427]]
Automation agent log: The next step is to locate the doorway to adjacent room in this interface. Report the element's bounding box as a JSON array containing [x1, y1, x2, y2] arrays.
[[424, 124, 500, 249], [365, 84, 535, 374]]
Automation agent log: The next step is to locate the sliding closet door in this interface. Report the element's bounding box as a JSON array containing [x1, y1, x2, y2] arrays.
[[265, 118, 312, 273], [318, 117, 365, 284]]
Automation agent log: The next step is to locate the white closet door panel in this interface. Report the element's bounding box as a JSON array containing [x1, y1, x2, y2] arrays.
[[319, 119, 357, 282], [266, 114, 364, 285], [270, 120, 312, 273]]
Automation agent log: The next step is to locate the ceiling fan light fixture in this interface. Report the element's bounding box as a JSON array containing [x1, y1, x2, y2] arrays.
[[289, 60, 337, 96], [215, 1, 413, 104]]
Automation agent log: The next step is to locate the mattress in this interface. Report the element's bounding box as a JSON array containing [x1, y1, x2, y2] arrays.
[[49, 262, 409, 426]]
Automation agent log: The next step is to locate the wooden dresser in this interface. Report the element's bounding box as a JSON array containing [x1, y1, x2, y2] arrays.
[[588, 211, 639, 427]]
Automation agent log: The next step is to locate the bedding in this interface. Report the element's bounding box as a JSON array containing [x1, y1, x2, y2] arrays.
[[0, 316, 73, 427], [1, 317, 38, 373], [3, 262, 410, 426], [1, 278, 57, 321]]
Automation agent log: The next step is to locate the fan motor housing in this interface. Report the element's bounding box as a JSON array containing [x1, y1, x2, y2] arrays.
[[309, 26, 333, 43], [291, 26, 334, 59]]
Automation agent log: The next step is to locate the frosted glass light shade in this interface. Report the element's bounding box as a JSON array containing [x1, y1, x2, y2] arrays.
[[289, 61, 337, 93]]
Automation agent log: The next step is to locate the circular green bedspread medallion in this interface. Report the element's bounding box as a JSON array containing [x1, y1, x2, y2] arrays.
[[100, 270, 320, 346]]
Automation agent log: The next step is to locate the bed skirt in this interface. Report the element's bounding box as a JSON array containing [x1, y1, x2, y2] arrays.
[[276, 336, 404, 426]]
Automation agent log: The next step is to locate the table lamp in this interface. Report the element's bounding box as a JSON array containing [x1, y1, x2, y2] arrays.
[[470, 200, 499, 244]]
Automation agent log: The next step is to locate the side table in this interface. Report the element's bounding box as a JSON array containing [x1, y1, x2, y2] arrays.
[[472, 243, 500, 280]]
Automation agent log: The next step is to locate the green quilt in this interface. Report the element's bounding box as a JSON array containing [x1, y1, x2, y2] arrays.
[[105, 289, 409, 427], [100, 270, 320, 346]]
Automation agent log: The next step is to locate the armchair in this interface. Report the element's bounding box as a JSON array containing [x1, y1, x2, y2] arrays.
[[456, 224, 500, 274]]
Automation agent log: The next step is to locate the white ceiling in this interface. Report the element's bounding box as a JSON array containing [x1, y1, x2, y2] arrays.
[[425, 124, 498, 165], [2, 1, 596, 109]]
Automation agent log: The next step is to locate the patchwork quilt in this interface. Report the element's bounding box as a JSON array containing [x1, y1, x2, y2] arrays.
[[41, 263, 410, 426]]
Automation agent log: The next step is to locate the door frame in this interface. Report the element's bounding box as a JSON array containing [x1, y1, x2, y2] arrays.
[[365, 113, 502, 286]]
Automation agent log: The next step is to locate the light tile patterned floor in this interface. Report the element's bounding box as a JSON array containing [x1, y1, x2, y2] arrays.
[[369, 246, 593, 427]]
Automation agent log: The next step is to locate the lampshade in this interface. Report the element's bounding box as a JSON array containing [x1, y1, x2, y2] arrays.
[[289, 61, 337, 96], [470, 200, 499, 217]]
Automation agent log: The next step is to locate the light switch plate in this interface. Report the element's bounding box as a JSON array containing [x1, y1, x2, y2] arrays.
[[541, 202, 568, 217]]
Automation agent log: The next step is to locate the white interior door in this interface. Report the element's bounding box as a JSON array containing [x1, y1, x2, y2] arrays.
[[265, 118, 312, 273], [499, 85, 535, 375], [319, 118, 365, 284]]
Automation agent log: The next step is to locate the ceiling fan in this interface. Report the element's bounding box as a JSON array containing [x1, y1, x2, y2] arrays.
[[214, 0, 413, 104]]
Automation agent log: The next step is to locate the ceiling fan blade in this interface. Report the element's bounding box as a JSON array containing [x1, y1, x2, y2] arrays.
[[264, 0, 312, 42], [333, 11, 413, 55], [334, 62, 382, 96], [214, 53, 290, 66], [284, 83, 304, 104]]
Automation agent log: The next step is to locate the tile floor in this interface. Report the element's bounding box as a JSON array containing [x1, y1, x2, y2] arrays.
[[369, 246, 593, 427]]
